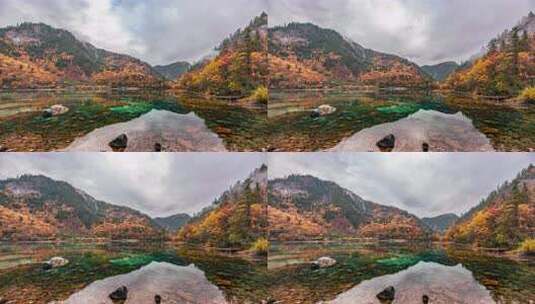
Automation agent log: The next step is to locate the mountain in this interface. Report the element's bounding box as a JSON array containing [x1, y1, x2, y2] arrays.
[[422, 213, 459, 232], [268, 175, 430, 241], [153, 61, 191, 80], [268, 22, 431, 89], [446, 165, 535, 248], [0, 175, 161, 240], [0, 22, 163, 89], [153, 213, 191, 232], [445, 12, 535, 96], [176, 165, 267, 249], [421, 61, 460, 81], [177, 13, 268, 98]]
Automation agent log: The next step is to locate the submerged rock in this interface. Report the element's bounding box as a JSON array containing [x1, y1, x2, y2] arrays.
[[422, 294, 429, 303], [312, 256, 337, 269], [422, 142, 429, 152], [376, 286, 395, 302], [109, 134, 128, 151], [109, 286, 128, 301], [154, 294, 161, 303], [377, 134, 395, 152], [43, 256, 69, 269]]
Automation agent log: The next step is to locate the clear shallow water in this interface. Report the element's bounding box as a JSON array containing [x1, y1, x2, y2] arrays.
[[0, 242, 268, 304], [267, 242, 535, 304], [0, 91, 267, 151], [268, 91, 535, 151]]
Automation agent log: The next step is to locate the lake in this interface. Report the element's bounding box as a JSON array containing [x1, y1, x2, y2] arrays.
[[267, 241, 535, 303], [268, 90, 535, 152], [0, 242, 269, 304], [0, 90, 267, 152]]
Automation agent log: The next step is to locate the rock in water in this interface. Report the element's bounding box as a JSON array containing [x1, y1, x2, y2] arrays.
[[312, 256, 337, 269], [0, 146, 7, 152], [154, 143, 162, 152], [310, 110, 321, 118], [43, 256, 69, 269], [423, 294, 429, 304], [154, 294, 161, 303], [376, 134, 395, 152], [42, 109, 53, 118], [376, 286, 395, 302], [317, 104, 336, 115], [422, 142, 429, 152], [109, 286, 128, 302], [109, 134, 128, 151]]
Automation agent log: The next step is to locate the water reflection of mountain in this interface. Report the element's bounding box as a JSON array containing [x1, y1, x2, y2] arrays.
[[65, 110, 228, 152], [329, 110, 494, 152], [327, 261, 495, 304], [60, 262, 228, 304]]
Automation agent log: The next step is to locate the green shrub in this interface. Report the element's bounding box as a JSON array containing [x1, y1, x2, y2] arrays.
[[518, 87, 535, 103]]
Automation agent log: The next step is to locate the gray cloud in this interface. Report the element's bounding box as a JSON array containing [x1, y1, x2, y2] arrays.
[[268, 0, 535, 65], [0, 0, 268, 65], [0, 153, 265, 217], [268, 153, 535, 218]]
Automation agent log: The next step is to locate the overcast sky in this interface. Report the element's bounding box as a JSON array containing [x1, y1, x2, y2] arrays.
[[268, 153, 535, 218], [0, 1, 532, 66], [0, 153, 265, 218], [0, 0, 268, 65], [268, 0, 535, 65]]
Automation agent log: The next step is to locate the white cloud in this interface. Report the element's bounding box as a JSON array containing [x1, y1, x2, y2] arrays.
[[0, 0, 268, 65], [268, 153, 535, 218], [0, 153, 265, 217], [269, 0, 535, 65]]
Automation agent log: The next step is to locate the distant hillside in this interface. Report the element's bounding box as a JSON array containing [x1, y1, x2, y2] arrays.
[[422, 213, 459, 232], [0, 22, 163, 89], [0, 175, 161, 240], [446, 12, 535, 96], [154, 213, 191, 232], [268, 22, 431, 89], [268, 175, 430, 241], [153, 61, 191, 80], [177, 13, 268, 98], [177, 165, 267, 249], [446, 165, 535, 248], [421, 61, 459, 81]]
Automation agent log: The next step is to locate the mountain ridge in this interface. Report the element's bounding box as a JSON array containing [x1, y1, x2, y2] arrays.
[[268, 174, 431, 241], [0, 22, 163, 89], [268, 22, 431, 89], [0, 174, 161, 240]]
